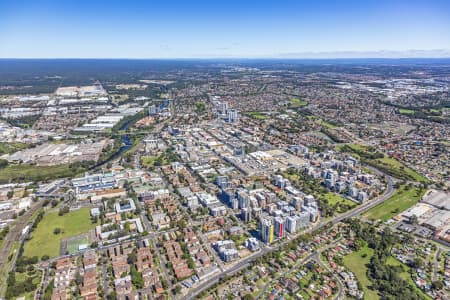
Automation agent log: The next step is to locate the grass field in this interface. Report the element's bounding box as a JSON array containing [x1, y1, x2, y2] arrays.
[[323, 192, 357, 212], [244, 111, 268, 120], [289, 97, 308, 108], [399, 108, 415, 115], [364, 185, 425, 221], [316, 118, 336, 129], [0, 163, 79, 184], [343, 245, 379, 300], [24, 208, 96, 258], [306, 115, 337, 129], [141, 155, 160, 168], [373, 157, 428, 182], [141, 153, 172, 169], [66, 236, 89, 254], [339, 143, 366, 152], [0, 142, 30, 155]]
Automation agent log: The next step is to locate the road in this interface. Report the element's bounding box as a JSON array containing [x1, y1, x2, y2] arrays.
[[159, 166, 227, 272], [315, 252, 345, 300], [183, 175, 396, 300], [134, 195, 174, 294], [433, 247, 443, 282], [101, 252, 110, 297], [256, 238, 345, 300]]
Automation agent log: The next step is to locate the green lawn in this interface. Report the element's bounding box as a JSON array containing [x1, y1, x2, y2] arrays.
[[24, 208, 97, 258], [364, 185, 425, 221], [141, 153, 172, 169], [0, 163, 82, 184], [373, 157, 428, 183], [141, 155, 160, 168], [316, 119, 336, 129], [399, 108, 415, 115], [306, 115, 337, 128], [289, 97, 308, 108], [343, 245, 379, 300], [323, 192, 357, 212], [244, 111, 268, 120], [342, 143, 366, 152]]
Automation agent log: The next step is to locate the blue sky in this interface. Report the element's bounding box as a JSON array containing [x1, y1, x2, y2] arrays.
[[0, 0, 449, 58]]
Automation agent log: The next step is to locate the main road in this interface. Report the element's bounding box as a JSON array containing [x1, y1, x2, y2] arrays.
[[183, 175, 396, 300]]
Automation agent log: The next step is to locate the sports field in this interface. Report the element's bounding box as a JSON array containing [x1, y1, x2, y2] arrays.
[[23, 208, 96, 258], [66, 235, 89, 254]]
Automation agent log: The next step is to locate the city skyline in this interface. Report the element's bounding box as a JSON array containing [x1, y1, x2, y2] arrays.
[[1, 0, 450, 58]]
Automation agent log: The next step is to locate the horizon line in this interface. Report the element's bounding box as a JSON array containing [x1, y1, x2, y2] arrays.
[[2, 56, 450, 60]]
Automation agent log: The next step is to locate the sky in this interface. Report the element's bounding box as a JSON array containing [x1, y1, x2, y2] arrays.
[[0, 0, 450, 58]]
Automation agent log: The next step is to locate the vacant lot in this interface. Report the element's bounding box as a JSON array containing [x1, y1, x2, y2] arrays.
[[364, 185, 425, 221], [0, 163, 78, 184], [24, 208, 96, 258], [343, 245, 379, 300]]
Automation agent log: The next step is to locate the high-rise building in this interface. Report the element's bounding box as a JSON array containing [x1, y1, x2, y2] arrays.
[[216, 175, 231, 189], [237, 189, 250, 209], [286, 216, 297, 233], [241, 208, 252, 223], [219, 102, 228, 115], [274, 217, 285, 239], [227, 109, 239, 123], [260, 217, 274, 244], [148, 104, 158, 115], [231, 198, 239, 210]]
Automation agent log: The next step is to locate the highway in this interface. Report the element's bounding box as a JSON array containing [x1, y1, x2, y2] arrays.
[[183, 175, 396, 300]]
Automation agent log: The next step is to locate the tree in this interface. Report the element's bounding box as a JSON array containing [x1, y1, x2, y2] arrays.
[[58, 206, 69, 216], [432, 280, 443, 290], [409, 214, 418, 225], [41, 255, 50, 261], [130, 265, 143, 289], [53, 228, 61, 235], [175, 285, 182, 294], [412, 257, 424, 269], [0, 159, 8, 168], [107, 291, 117, 300], [124, 221, 131, 232]]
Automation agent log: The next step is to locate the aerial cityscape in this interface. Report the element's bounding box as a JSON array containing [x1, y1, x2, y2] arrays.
[[0, 1, 449, 300]]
